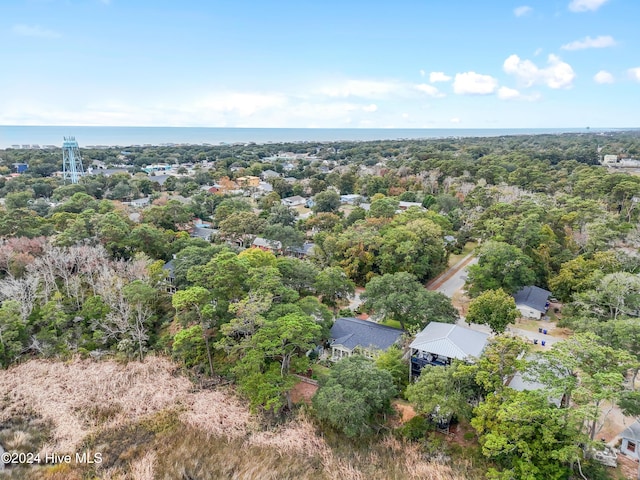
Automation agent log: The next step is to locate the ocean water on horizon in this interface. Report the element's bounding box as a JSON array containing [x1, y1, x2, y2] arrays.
[[0, 126, 603, 149]]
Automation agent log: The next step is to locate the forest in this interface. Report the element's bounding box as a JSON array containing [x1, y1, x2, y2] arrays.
[[0, 130, 639, 479]]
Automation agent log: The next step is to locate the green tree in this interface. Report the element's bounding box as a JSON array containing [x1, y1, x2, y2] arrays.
[[0, 300, 26, 368], [263, 224, 305, 251], [172, 286, 216, 375], [572, 271, 640, 321], [406, 361, 476, 422], [130, 224, 173, 260], [142, 200, 193, 231], [172, 244, 225, 287], [267, 203, 298, 227], [314, 266, 355, 308], [233, 313, 321, 412], [313, 355, 397, 437], [468, 335, 529, 394], [375, 345, 408, 392], [368, 197, 399, 218], [122, 281, 157, 361], [466, 289, 519, 334], [472, 389, 579, 480], [5, 191, 34, 210], [466, 241, 536, 296], [187, 251, 249, 305], [218, 211, 266, 247], [531, 332, 633, 440], [276, 257, 319, 295], [172, 325, 207, 369], [363, 272, 457, 329], [312, 190, 341, 214]]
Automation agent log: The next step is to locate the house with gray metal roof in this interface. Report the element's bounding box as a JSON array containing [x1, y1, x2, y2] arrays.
[[409, 322, 489, 377], [513, 286, 551, 319], [619, 421, 640, 460], [329, 317, 404, 361]]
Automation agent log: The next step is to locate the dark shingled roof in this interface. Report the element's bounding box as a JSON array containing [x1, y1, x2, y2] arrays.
[[330, 317, 404, 352], [513, 286, 551, 312]]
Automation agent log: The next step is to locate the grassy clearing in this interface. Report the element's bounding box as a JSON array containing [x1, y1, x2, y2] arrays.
[[0, 357, 484, 480], [380, 318, 403, 329], [447, 242, 477, 268]]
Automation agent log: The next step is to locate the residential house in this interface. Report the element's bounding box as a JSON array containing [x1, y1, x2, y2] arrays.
[[506, 369, 563, 407], [251, 237, 282, 253], [340, 194, 364, 205], [236, 176, 260, 188], [201, 184, 222, 194], [162, 259, 177, 294], [409, 322, 489, 378], [261, 169, 280, 180], [281, 195, 307, 207], [513, 286, 551, 319], [619, 421, 640, 460], [251, 182, 274, 198], [398, 201, 424, 211], [287, 242, 315, 259], [124, 196, 151, 208], [329, 317, 404, 361]]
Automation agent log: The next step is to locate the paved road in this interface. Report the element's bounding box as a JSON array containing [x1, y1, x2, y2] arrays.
[[347, 288, 364, 311], [433, 255, 477, 298]]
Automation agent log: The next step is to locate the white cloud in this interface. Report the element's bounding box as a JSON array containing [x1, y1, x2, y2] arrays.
[[319, 79, 399, 98], [429, 71, 452, 83], [362, 104, 378, 112], [503, 54, 575, 89], [568, 0, 610, 12], [12, 24, 61, 38], [450, 117, 460, 124], [629, 68, 640, 82], [561, 35, 616, 50], [198, 92, 287, 116], [497, 87, 521, 100], [534, 48, 543, 56], [452, 72, 498, 95], [514, 5, 533, 17], [414, 83, 445, 97], [419, 69, 426, 77], [594, 70, 614, 84]]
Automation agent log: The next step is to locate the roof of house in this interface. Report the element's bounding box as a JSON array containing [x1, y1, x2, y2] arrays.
[[163, 259, 175, 278], [621, 421, 640, 442], [330, 317, 404, 352], [191, 227, 217, 240], [507, 371, 562, 407], [252, 237, 282, 250], [281, 195, 306, 204], [409, 322, 489, 360], [288, 242, 315, 256], [513, 286, 551, 312]]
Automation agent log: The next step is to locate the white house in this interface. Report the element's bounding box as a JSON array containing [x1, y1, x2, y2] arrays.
[[620, 421, 640, 460], [513, 286, 551, 319], [281, 195, 307, 207]]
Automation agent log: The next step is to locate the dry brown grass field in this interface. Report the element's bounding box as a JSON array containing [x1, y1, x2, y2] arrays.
[[0, 356, 479, 480]]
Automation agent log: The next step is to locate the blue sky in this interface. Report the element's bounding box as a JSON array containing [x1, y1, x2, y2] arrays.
[[2, 0, 639, 128]]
